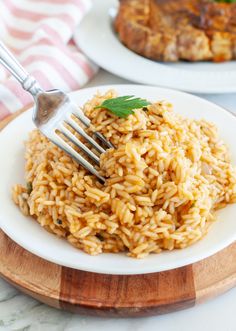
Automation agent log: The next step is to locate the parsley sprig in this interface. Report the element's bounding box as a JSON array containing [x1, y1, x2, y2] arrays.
[[95, 95, 151, 118], [214, 0, 236, 3]]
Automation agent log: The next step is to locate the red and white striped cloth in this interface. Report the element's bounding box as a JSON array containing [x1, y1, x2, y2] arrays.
[[0, 0, 98, 121]]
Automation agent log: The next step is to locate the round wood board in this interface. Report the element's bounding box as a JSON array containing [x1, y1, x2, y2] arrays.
[[0, 109, 236, 317]]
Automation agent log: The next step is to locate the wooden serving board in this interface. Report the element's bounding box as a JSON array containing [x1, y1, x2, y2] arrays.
[[0, 232, 235, 317], [0, 109, 236, 317]]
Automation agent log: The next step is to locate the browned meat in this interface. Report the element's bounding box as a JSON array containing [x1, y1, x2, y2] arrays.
[[115, 0, 236, 62]]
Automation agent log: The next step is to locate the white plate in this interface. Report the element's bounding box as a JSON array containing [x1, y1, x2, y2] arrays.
[[0, 85, 236, 275], [74, 0, 236, 94]]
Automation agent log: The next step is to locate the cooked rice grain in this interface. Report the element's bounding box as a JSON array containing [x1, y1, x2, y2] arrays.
[[12, 90, 236, 258]]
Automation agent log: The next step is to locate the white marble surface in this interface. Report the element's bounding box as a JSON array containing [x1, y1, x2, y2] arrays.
[[1, 69, 236, 331]]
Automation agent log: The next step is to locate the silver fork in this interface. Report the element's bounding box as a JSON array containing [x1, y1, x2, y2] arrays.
[[0, 41, 114, 182]]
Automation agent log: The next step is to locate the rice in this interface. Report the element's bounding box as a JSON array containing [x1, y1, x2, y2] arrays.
[[12, 90, 236, 258]]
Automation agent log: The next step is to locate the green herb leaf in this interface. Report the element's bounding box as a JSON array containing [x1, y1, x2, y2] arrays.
[[214, 0, 236, 3], [96, 233, 104, 241], [95, 96, 151, 118], [26, 182, 33, 194]]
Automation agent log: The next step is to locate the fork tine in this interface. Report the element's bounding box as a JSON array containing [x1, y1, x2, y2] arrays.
[[72, 107, 91, 127], [72, 111, 114, 149], [59, 124, 100, 165], [51, 132, 105, 183], [66, 116, 106, 154], [93, 131, 115, 149]]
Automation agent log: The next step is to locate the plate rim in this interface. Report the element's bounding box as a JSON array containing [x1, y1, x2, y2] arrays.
[[74, 0, 236, 94]]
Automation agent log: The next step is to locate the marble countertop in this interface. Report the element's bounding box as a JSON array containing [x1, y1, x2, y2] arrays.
[[1, 69, 236, 331]]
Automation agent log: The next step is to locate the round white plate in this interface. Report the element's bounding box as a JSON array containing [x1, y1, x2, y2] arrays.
[[0, 85, 236, 275], [74, 0, 236, 94]]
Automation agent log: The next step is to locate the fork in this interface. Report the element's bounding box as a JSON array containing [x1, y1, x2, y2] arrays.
[[0, 41, 114, 182]]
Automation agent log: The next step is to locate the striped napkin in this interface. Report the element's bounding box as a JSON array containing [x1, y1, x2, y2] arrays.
[[0, 0, 98, 121]]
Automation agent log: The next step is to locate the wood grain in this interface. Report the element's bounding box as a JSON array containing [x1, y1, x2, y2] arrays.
[[0, 231, 61, 309], [193, 243, 236, 304], [0, 108, 235, 317], [0, 230, 235, 317], [60, 266, 195, 316]]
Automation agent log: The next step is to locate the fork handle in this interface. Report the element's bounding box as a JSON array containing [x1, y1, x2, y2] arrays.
[[0, 41, 43, 97]]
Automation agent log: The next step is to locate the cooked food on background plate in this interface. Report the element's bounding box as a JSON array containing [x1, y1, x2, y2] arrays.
[[115, 0, 236, 62], [12, 90, 236, 258]]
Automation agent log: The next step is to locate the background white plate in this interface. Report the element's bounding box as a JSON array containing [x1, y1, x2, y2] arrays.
[[74, 0, 236, 94], [0, 85, 236, 275]]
